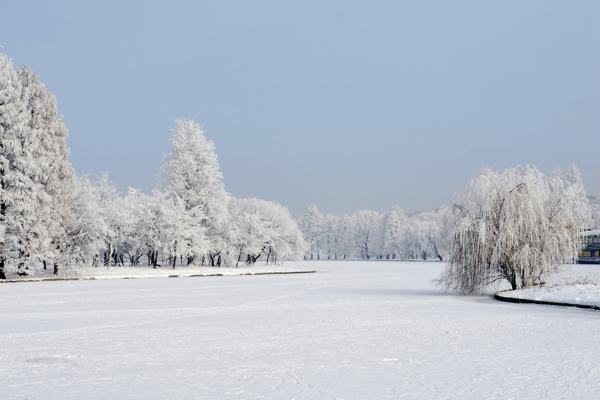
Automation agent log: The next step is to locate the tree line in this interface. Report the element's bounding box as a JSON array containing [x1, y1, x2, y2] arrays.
[[297, 164, 594, 293], [1, 49, 595, 292], [296, 204, 453, 261]]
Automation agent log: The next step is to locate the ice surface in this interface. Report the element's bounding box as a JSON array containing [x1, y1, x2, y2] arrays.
[[1, 261, 599, 399]]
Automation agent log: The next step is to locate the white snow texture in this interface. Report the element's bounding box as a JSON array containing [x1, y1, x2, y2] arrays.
[[1, 261, 599, 399]]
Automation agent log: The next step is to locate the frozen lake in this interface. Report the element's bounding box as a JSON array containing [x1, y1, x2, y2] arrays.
[[1, 261, 599, 399]]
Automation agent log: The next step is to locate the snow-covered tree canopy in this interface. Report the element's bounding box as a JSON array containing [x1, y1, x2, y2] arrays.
[[229, 198, 307, 266], [436, 164, 590, 294]]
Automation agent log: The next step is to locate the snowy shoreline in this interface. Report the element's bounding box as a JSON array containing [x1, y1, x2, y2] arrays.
[[496, 284, 600, 310], [0, 265, 316, 283]]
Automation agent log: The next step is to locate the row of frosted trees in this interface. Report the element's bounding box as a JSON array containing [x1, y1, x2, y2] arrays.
[[75, 120, 307, 271], [297, 203, 454, 261], [0, 52, 306, 278]]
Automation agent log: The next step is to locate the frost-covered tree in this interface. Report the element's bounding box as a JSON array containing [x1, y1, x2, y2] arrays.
[[92, 173, 129, 266], [129, 190, 162, 268], [349, 210, 382, 259], [18, 66, 77, 271], [152, 189, 207, 269], [400, 211, 447, 261], [297, 204, 324, 259], [436, 165, 589, 294], [381, 205, 407, 259], [257, 200, 306, 264], [58, 175, 105, 270], [159, 119, 230, 265], [322, 214, 340, 259], [337, 215, 351, 259], [0, 54, 78, 278], [229, 198, 306, 266], [126, 188, 208, 269], [0, 53, 50, 277]]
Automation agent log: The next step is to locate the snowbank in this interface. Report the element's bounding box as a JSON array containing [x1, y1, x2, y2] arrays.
[[497, 284, 600, 310], [0, 264, 315, 282]]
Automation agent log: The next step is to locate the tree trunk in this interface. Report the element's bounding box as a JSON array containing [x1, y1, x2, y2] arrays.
[[53, 262, 58, 275], [172, 240, 177, 269], [152, 250, 158, 269], [0, 202, 5, 279], [0, 258, 6, 280], [105, 242, 112, 266]]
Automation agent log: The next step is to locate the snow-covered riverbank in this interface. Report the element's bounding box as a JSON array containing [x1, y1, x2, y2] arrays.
[[497, 283, 600, 309], [0, 264, 315, 282], [496, 265, 600, 309]]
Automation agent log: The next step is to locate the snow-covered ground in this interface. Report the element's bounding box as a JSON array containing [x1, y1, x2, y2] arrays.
[[0, 264, 314, 281], [499, 284, 600, 308], [497, 266, 600, 309], [1, 260, 599, 399]]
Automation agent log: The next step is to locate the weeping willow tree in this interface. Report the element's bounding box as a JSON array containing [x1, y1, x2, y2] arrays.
[[436, 165, 590, 294]]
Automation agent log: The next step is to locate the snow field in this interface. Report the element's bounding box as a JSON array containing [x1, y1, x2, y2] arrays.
[[1, 261, 599, 399]]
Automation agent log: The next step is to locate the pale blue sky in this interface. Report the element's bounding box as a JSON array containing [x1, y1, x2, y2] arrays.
[[1, 0, 599, 215]]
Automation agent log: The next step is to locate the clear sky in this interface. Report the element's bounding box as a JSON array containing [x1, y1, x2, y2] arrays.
[[1, 1, 599, 216]]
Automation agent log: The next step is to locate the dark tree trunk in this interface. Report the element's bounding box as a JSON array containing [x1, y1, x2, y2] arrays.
[[0, 258, 6, 280], [53, 262, 58, 275], [172, 241, 177, 269], [152, 250, 159, 268], [104, 242, 112, 266]]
